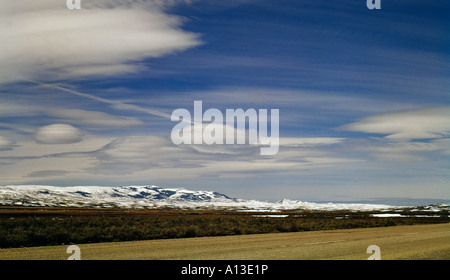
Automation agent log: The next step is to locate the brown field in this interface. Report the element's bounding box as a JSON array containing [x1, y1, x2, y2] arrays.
[[1, 223, 448, 260], [0, 206, 449, 260]]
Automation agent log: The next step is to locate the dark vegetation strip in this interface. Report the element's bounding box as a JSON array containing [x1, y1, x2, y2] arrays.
[[0, 206, 448, 248]]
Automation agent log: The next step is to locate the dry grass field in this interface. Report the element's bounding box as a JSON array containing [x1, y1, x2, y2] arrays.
[[0, 223, 448, 260], [0, 206, 448, 248], [0, 206, 448, 260]]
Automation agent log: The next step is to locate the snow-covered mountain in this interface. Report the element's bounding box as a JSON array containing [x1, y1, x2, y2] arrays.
[[0, 185, 443, 212], [0, 185, 237, 209]]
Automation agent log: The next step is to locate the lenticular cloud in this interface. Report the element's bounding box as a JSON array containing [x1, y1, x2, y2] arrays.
[[34, 124, 83, 144], [0, 0, 202, 84], [341, 106, 450, 140]]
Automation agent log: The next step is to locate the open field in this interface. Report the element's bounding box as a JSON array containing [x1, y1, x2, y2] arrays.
[[0, 206, 449, 260], [1, 223, 448, 260], [1, 206, 448, 249]]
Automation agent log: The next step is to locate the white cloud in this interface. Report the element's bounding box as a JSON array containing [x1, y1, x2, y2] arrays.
[[432, 138, 450, 155], [50, 109, 145, 127], [27, 82, 173, 120], [89, 135, 355, 178], [363, 141, 444, 162], [279, 137, 345, 147], [341, 107, 450, 140], [34, 124, 83, 144], [0, 130, 426, 185], [0, 136, 15, 151], [0, 133, 352, 183], [0, 0, 201, 83]]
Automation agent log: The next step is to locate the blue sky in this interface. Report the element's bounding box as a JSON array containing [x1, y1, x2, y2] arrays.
[[0, 0, 449, 204]]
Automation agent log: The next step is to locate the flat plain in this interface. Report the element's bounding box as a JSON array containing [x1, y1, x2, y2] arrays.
[[1, 223, 448, 260]]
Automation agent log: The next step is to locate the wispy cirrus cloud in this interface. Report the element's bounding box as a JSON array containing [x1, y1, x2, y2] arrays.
[[49, 109, 145, 128], [0, 132, 354, 185]]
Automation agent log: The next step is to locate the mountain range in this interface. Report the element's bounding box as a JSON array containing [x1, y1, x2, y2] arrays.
[[0, 185, 448, 212]]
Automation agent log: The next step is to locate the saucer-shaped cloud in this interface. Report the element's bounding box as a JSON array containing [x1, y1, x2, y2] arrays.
[[34, 124, 83, 144], [341, 107, 450, 140], [0, 0, 201, 83]]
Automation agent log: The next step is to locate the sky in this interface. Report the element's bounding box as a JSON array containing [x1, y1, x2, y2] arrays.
[[0, 0, 449, 205]]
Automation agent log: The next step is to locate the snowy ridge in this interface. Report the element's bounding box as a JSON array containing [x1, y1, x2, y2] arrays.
[[0, 185, 415, 211]]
